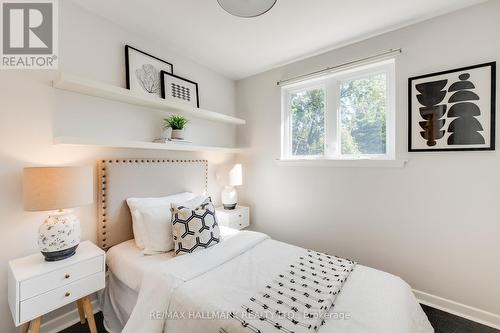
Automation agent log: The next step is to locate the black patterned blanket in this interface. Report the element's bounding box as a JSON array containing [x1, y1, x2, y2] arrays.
[[221, 250, 356, 333]]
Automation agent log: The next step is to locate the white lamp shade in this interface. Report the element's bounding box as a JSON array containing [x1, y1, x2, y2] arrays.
[[23, 167, 94, 211], [228, 164, 243, 186]]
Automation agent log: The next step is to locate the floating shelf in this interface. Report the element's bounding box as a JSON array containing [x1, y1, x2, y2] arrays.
[[54, 136, 244, 154], [53, 72, 246, 125]]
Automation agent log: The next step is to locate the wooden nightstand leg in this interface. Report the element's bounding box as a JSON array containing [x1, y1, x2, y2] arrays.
[[81, 296, 97, 333], [20, 322, 30, 333], [29, 317, 42, 333], [76, 299, 86, 324]]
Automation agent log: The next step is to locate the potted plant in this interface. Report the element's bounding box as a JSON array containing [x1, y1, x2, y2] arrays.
[[163, 115, 188, 140]]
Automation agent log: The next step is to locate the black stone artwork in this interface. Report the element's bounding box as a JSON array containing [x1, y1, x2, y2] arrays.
[[415, 79, 448, 146], [447, 73, 485, 145], [409, 62, 495, 152]]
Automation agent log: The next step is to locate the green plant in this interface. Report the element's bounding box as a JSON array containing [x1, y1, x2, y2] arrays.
[[163, 115, 188, 130]]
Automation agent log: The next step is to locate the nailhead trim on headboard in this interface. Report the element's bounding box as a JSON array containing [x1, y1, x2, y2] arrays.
[[97, 159, 209, 250]]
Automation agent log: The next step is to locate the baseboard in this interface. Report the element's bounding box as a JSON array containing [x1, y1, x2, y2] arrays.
[[40, 299, 100, 333], [414, 289, 500, 330]]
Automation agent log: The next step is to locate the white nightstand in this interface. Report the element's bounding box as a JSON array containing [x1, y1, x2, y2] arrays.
[[216, 205, 250, 230], [8, 241, 105, 333]]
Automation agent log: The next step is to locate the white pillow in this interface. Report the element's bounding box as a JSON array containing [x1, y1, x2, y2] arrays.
[[127, 192, 195, 254], [177, 194, 209, 209]]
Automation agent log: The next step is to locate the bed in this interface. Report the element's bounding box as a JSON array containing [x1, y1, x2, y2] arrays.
[[96, 159, 433, 333]]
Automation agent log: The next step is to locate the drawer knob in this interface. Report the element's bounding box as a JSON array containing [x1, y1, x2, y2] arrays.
[[65, 274, 70, 279], [238, 214, 242, 218], [65, 292, 71, 297]]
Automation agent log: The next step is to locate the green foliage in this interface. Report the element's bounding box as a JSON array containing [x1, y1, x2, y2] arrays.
[[340, 74, 387, 155], [163, 115, 188, 130], [288, 74, 387, 157], [290, 88, 325, 156]]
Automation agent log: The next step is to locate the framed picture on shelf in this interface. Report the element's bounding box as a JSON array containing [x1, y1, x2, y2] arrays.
[[408, 62, 496, 152], [125, 45, 173, 98], [160, 71, 200, 108]]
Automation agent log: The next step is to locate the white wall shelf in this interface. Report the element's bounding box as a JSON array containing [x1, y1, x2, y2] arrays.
[[53, 72, 246, 126], [54, 136, 243, 153]]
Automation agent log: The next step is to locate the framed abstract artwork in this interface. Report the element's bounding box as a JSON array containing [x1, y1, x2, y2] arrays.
[[125, 45, 173, 98], [408, 62, 496, 152], [160, 71, 200, 108]]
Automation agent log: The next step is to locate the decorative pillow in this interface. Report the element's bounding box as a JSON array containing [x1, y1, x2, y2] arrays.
[[171, 196, 220, 256], [126, 192, 195, 254]]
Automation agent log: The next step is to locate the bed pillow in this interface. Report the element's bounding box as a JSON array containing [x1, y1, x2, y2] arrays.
[[126, 192, 195, 254], [171, 196, 221, 256]]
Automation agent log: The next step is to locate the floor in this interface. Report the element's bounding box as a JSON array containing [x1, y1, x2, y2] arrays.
[[420, 305, 499, 333], [59, 312, 106, 333], [60, 305, 499, 333]]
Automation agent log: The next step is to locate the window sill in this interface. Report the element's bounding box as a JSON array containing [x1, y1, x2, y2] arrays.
[[275, 158, 408, 168]]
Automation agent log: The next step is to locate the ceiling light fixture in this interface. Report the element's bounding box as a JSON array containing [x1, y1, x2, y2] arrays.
[[218, 0, 277, 18]]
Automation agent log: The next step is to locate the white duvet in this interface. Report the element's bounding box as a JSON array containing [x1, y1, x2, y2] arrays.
[[121, 230, 433, 333]]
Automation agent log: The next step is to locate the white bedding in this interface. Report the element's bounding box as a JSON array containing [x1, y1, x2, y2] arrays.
[[104, 229, 433, 333], [106, 239, 174, 292], [106, 226, 240, 292]]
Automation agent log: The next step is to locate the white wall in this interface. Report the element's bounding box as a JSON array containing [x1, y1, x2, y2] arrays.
[[236, 0, 500, 320], [0, 1, 236, 332]]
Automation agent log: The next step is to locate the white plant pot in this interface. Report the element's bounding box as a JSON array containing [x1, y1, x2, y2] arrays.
[[171, 129, 185, 140]]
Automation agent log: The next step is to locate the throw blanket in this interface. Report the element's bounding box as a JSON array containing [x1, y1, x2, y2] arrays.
[[222, 251, 356, 333]]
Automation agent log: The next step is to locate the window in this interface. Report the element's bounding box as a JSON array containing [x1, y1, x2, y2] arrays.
[[281, 59, 395, 161], [289, 86, 325, 156]]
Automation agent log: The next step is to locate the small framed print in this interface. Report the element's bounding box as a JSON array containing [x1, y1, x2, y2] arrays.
[[160, 71, 200, 108], [408, 62, 496, 152], [125, 45, 173, 98]]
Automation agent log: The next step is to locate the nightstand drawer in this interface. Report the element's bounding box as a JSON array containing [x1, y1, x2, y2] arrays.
[[229, 211, 249, 229], [19, 271, 105, 323], [216, 206, 249, 230], [20, 256, 104, 301]]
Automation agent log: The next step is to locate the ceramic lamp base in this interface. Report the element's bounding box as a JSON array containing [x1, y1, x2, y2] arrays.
[[221, 185, 238, 210], [223, 203, 237, 210], [41, 244, 78, 261], [38, 210, 81, 261]]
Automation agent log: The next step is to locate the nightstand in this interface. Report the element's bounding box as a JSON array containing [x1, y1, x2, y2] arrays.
[[216, 205, 250, 230], [8, 241, 105, 333]]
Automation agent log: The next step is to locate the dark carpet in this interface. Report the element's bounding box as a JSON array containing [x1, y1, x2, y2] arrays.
[[58, 312, 107, 333], [421, 304, 499, 333], [59, 305, 499, 333]]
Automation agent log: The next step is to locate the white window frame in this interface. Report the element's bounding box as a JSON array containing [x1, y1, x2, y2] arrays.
[[281, 59, 396, 162]]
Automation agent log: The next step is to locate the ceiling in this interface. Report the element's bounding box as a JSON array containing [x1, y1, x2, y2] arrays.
[[71, 0, 486, 80]]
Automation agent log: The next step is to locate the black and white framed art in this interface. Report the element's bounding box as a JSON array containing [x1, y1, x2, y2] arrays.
[[408, 62, 496, 152], [160, 71, 200, 108], [125, 45, 173, 98]]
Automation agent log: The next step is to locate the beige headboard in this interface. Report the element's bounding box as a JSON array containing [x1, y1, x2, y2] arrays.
[[97, 159, 208, 250]]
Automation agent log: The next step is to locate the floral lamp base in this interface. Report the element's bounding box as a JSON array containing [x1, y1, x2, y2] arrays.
[[38, 210, 81, 261]]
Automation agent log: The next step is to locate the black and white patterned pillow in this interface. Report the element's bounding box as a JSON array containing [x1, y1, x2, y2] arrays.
[[170, 196, 220, 256]]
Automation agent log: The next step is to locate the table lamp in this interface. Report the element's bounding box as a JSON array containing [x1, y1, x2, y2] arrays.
[[23, 167, 93, 261], [221, 164, 242, 210]]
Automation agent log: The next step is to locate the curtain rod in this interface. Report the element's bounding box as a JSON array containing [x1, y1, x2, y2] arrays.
[[276, 48, 402, 86]]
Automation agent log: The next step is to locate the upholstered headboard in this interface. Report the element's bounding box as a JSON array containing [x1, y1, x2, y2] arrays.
[[97, 159, 208, 250]]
